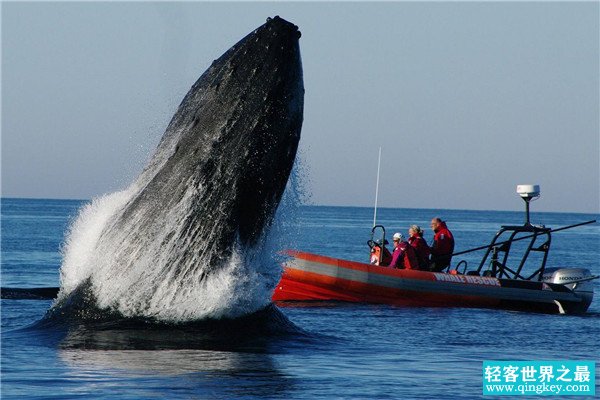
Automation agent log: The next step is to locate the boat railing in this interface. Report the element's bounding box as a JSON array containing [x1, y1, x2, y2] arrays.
[[449, 220, 596, 281], [475, 224, 551, 281]]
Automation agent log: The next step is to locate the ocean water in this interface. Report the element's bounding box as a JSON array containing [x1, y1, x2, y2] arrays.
[[1, 198, 598, 399]]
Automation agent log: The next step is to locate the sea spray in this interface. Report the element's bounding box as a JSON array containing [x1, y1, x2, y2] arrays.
[[56, 162, 305, 322], [59, 189, 135, 296]]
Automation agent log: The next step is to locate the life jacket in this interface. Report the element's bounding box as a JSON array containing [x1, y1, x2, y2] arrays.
[[370, 245, 392, 266], [408, 236, 431, 270], [432, 222, 455, 267], [401, 243, 419, 270], [432, 222, 455, 256]]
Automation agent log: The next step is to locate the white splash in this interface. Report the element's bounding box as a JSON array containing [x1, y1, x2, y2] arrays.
[[59, 188, 135, 296], [56, 159, 304, 323]]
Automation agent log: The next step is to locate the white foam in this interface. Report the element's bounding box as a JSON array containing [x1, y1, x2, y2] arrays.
[[58, 188, 135, 298], [56, 160, 305, 323]]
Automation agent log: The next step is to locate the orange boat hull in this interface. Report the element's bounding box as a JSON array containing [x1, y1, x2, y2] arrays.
[[272, 250, 588, 313]]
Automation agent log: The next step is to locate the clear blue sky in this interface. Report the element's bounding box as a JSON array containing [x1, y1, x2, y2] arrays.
[[2, 2, 598, 213]]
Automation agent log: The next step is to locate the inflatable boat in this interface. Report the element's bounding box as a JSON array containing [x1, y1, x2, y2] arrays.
[[273, 186, 598, 314]]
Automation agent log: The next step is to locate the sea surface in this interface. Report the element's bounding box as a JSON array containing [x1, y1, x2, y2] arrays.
[[1, 198, 599, 399]]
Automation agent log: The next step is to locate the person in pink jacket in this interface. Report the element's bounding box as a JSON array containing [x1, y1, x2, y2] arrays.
[[390, 233, 419, 270]]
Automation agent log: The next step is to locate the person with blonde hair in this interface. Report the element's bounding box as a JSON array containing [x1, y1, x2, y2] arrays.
[[408, 225, 431, 270]]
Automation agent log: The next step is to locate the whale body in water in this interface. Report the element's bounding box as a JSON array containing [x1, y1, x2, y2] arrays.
[[49, 16, 304, 323]]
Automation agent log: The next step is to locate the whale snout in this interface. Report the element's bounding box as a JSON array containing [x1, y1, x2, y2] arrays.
[[266, 15, 301, 38]]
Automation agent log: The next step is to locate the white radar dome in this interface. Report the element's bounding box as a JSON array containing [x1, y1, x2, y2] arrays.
[[516, 184, 540, 199]]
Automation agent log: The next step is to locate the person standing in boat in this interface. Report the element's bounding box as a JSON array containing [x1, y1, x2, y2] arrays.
[[408, 225, 431, 270], [390, 233, 419, 270], [429, 217, 455, 272]]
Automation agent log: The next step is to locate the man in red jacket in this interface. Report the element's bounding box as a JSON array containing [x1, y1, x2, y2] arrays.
[[429, 218, 455, 272]]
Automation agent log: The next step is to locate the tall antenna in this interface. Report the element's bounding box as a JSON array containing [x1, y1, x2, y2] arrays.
[[373, 147, 382, 227]]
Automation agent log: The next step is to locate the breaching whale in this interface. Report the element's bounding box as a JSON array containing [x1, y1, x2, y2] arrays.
[[49, 16, 304, 322]]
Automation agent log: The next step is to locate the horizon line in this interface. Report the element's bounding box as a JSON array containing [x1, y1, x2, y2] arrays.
[[1, 196, 598, 216]]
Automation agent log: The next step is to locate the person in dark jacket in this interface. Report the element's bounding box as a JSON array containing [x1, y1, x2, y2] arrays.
[[429, 218, 455, 272], [408, 225, 431, 270], [390, 233, 419, 270]]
